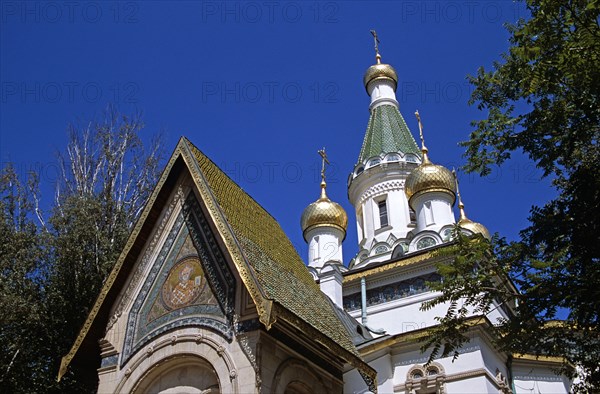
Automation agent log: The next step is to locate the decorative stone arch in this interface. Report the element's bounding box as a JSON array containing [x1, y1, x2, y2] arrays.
[[133, 356, 219, 393], [391, 240, 408, 259], [116, 330, 242, 394], [384, 152, 401, 162], [438, 225, 455, 242], [405, 362, 446, 394], [272, 358, 329, 394], [351, 249, 369, 268], [409, 231, 443, 253], [370, 241, 390, 256]]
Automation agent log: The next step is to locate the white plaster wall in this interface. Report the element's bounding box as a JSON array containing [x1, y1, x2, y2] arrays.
[[369, 354, 394, 394], [305, 227, 344, 268], [350, 291, 449, 336], [513, 364, 570, 394], [487, 299, 512, 324], [478, 337, 510, 381], [351, 186, 414, 269], [392, 344, 484, 381], [363, 188, 413, 246], [367, 79, 398, 110], [348, 163, 419, 265], [319, 265, 344, 308], [412, 192, 455, 233], [348, 283, 512, 339], [390, 343, 500, 394], [343, 368, 372, 394], [444, 376, 490, 393]]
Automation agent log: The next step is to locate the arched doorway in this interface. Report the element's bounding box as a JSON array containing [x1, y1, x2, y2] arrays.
[[134, 356, 220, 394]]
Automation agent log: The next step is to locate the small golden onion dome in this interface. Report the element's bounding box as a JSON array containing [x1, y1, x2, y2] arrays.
[[405, 150, 456, 207], [301, 182, 348, 241], [458, 217, 491, 241], [458, 205, 491, 241], [363, 61, 398, 92]]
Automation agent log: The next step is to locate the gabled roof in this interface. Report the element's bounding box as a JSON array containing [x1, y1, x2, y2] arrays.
[[59, 137, 376, 390], [357, 104, 421, 164]]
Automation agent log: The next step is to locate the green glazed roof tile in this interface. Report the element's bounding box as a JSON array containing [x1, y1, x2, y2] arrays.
[[358, 104, 421, 164]]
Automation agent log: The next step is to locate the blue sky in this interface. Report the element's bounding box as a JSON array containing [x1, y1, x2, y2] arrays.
[[1, 1, 554, 263]]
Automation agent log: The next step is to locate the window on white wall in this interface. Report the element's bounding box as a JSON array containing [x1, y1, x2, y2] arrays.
[[405, 363, 446, 394], [377, 199, 389, 228], [416, 236, 436, 250]]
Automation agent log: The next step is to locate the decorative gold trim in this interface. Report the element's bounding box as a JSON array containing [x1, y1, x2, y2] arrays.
[[512, 354, 566, 365], [303, 223, 346, 237], [343, 250, 436, 283]]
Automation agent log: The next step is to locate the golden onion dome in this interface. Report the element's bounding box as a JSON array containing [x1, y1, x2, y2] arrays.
[[457, 203, 491, 240], [363, 57, 398, 92], [405, 150, 456, 207], [458, 216, 491, 241], [301, 182, 348, 241]]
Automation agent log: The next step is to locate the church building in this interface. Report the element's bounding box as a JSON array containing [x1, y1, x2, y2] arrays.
[[58, 39, 572, 393]]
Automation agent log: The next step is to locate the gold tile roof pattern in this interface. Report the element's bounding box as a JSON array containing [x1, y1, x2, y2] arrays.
[[188, 140, 359, 355]]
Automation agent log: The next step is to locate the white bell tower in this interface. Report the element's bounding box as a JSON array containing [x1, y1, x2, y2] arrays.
[[347, 32, 422, 268]]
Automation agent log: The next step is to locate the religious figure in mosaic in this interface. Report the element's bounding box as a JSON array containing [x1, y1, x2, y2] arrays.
[[162, 259, 204, 310]]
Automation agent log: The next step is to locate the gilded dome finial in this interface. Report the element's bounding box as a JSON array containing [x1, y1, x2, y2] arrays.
[[453, 169, 467, 220], [414, 110, 430, 163], [370, 29, 382, 64]]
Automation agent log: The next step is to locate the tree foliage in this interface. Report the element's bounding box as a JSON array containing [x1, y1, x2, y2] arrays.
[[0, 166, 48, 391], [0, 106, 163, 392], [421, 0, 600, 391]]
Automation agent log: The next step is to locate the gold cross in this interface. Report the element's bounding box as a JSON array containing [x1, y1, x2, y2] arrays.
[[318, 147, 329, 183], [370, 30, 380, 57], [415, 110, 427, 150]]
